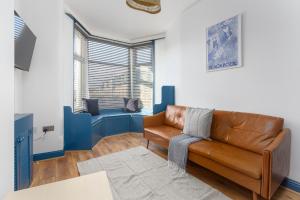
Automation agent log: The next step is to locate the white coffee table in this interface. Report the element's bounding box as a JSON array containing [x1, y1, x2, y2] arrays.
[[5, 171, 113, 200]]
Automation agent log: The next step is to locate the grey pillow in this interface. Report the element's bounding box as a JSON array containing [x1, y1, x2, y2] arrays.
[[123, 98, 139, 112], [183, 107, 214, 139]]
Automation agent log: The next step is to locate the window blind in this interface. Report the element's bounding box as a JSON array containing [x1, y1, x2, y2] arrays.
[[88, 40, 131, 108], [73, 30, 88, 112], [132, 43, 154, 110], [74, 28, 155, 111]]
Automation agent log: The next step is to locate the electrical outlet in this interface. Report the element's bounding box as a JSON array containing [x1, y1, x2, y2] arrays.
[[42, 125, 54, 133]]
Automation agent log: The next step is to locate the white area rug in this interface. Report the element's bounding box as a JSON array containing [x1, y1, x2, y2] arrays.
[[77, 146, 230, 200]]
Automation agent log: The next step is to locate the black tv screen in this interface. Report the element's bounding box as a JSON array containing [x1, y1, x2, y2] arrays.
[[14, 12, 36, 71]]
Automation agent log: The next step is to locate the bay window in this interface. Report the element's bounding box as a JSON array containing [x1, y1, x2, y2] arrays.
[[73, 28, 154, 112]]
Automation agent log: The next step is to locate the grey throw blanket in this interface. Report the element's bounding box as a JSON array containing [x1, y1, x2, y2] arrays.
[[168, 107, 214, 171], [168, 134, 201, 171]]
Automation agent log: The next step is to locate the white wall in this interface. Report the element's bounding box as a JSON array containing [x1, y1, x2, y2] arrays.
[[14, 69, 24, 113], [15, 0, 74, 154], [154, 30, 183, 104], [159, 0, 300, 182], [61, 14, 74, 108], [154, 39, 166, 103], [0, 0, 14, 198]]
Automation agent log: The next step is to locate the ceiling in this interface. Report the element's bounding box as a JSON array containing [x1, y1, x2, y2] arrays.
[[64, 0, 200, 42]]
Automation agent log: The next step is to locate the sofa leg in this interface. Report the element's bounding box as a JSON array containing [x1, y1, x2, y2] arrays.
[[252, 192, 258, 200], [146, 140, 149, 149]]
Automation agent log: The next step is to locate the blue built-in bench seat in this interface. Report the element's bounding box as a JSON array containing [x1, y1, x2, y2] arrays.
[[64, 107, 151, 150], [64, 86, 175, 151]]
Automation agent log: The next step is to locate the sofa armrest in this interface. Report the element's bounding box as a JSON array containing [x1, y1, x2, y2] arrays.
[[144, 112, 165, 128], [262, 128, 291, 199]]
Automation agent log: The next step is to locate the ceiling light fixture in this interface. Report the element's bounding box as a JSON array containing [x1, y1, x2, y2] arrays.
[[126, 0, 161, 14]]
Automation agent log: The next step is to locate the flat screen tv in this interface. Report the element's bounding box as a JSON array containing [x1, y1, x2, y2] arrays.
[[14, 11, 36, 71]]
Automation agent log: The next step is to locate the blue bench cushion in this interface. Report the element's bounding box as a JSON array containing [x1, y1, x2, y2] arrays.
[[90, 109, 152, 125]]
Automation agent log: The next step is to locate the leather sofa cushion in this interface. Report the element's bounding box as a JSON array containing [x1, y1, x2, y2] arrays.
[[164, 105, 186, 129], [211, 110, 284, 154], [144, 125, 182, 141], [189, 140, 262, 179]]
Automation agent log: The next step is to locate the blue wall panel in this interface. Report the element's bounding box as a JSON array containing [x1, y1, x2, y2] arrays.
[[153, 86, 175, 114], [33, 150, 64, 161], [282, 178, 300, 193]]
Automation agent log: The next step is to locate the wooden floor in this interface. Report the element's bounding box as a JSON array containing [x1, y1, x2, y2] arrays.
[[32, 133, 300, 200]]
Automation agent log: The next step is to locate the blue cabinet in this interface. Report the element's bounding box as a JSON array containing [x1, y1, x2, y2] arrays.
[[14, 114, 33, 191]]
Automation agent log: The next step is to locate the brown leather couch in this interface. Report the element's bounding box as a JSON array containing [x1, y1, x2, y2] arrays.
[[144, 105, 291, 200]]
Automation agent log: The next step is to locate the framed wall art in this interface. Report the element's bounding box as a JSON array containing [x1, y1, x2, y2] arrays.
[[206, 14, 242, 71]]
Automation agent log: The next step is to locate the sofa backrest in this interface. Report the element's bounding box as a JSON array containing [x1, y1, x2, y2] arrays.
[[164, 105, 284, 154], [164, 105, 186, 129], [211, 110, 284, 154]]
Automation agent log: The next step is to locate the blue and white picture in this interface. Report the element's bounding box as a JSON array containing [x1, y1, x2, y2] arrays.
[[207, 14, 242, 71]]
